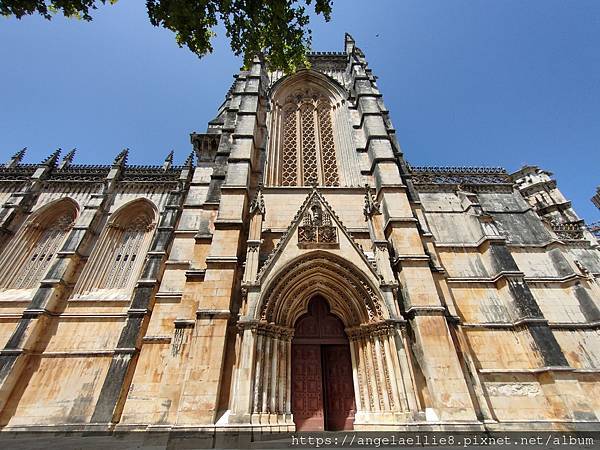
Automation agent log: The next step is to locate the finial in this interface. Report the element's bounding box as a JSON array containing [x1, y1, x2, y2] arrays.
[[42, 148, 61, 168], [363, 183, 381, 219], [5, 147, 26, 168], [344, 32, 356, 54], [249, 184, 265, 216], [58, 148, 76, 170], [163, 150, 174, 170], [113, 148, 129, 167]]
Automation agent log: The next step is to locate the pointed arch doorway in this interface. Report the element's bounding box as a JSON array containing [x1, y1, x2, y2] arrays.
[[291, 296, 356, 431]]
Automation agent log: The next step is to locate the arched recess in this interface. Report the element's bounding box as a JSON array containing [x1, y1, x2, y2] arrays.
[[257, 251, 388, 327], [265, 70, 360, 187], [0, 197, 78, 292], [72, 198, 157, 301], [233, 252, 414, 429]]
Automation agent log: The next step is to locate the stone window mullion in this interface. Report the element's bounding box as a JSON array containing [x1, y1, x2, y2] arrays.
[[296, 108, 302, 186], [313, 106, 324, 185], [71, 201, 156, 300], [20, 226, 60, 288], [300, 103, 318, 186], [280, 106, 298, 186]]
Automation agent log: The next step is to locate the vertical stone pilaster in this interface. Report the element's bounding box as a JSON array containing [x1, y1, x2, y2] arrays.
[[347, 41, 477, 422], [381, 333, 402, 412], [229, 324, 257, 424], [252, 331, 265, 419], [181, 56, 267, 426]]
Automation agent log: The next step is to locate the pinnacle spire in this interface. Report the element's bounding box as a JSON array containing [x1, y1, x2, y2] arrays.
[[344, 32, 356, 53], [5, 147, 26, 168], [113, 148, 129, 167], [249, 184, 265, 216], [42, 148, 61, 168], [183, 150, 194, 168], [163, 150, 174, 170], [58, 148, 76, 170]]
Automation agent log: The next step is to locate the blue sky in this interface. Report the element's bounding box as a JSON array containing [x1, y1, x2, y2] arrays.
[[1, 1, 599, 221]]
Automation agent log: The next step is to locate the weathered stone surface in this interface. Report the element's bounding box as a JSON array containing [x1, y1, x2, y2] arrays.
[[0, 35, 597, 439]]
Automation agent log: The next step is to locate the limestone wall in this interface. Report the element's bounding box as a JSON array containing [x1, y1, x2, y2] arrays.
[[419, 184, 600, 426]]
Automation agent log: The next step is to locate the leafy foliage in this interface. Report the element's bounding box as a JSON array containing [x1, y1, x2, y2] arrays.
[[0, 0, 333, 72]]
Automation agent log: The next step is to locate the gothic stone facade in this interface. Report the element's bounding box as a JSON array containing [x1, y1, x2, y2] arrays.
[[0, 35, 599, 434]]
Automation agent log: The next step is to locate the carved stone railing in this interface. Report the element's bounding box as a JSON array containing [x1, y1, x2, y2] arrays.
[[409, 165, 512, 185], [552, 222, 584, 240]]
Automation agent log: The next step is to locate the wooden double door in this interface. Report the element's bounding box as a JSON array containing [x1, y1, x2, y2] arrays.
[[291, 297, 356, 431]]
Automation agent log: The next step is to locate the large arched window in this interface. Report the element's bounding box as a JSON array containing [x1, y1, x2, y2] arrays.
[[0, 199, 77, 291], [72, 199, 156, 300], [280, 93, 340, 187], [266, 70, 361, 187]]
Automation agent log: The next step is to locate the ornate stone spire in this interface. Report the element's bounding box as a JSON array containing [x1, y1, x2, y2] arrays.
[[112, 148, 129, 167], [163, 150, 174, 170], [183, 150, 194, 168], [5, 148, 26, 168], [344, 32, 355, 54], [249, 184, 265, 216], [58, 148, 76, 170], [41, 148, 61, 168]]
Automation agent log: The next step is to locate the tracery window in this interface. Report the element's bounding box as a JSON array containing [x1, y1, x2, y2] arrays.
[[72, 199, 156, 300], [279, 90, 340, 187], [0, 199, 77, 290]]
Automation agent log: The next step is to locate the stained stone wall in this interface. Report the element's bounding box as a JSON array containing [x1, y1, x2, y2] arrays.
[[0, 34, 598, 435]]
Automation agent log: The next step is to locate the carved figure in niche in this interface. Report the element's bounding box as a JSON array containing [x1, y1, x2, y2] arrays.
[[298, 199, 337, 245]]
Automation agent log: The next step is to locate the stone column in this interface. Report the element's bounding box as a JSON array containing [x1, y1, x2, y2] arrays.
[[251, 330, 265, 423], [228, 323, 257, 424]]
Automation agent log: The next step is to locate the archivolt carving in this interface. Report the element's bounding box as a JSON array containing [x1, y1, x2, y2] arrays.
[[258, 252, 387, 327]]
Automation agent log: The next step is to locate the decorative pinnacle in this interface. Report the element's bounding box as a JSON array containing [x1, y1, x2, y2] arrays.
[[163, 150, 174, 170], [249, 183, 265, 216], [5, 147, 26, 168], [58, 148, 76, 170], [344, 32, 356, 53], [113, 148, 129, 166], [363, 183, 381, 219], [42, 148, 61, 168], [183, 150, 194, 168]]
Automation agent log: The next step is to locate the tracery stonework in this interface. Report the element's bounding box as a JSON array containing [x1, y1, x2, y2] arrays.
[[275, 88, 341, 187], [0, 34, 598, 442]]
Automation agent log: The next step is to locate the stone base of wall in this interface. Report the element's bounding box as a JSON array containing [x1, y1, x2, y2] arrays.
[[2, 425, 600, 450]]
